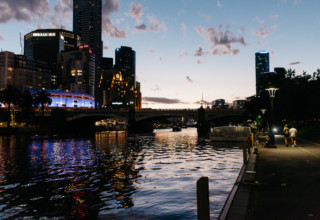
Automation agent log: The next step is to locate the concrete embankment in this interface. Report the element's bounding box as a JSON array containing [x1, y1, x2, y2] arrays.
[[220, 134, 320, 219]]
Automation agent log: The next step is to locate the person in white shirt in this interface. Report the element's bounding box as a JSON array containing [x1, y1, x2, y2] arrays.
[[289, 126, 298, 147]]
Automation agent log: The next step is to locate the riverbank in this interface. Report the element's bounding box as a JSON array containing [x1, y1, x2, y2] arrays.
[[0, 126, 43, 135]]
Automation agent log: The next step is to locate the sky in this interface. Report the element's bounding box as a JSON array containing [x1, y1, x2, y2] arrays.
[[1, 0, 320, 109]]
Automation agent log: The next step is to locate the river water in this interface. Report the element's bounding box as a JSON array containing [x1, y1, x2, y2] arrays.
[[0, 128, 243, 219]]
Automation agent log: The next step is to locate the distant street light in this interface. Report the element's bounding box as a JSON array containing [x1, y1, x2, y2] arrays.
[[265, 87, 279, 146]]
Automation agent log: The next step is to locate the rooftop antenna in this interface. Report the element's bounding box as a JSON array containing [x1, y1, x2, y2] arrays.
[[200, 92, 204, 107], [19, 32, 23, 55]]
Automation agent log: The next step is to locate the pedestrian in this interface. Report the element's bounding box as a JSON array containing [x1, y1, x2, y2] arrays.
[[289, 126, 298, 147], [282, 124, 290, 147]]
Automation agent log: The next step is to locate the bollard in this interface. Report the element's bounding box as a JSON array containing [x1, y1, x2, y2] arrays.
[[197, 177, 210, 220], [242, 141, 248, 164], [251, 133, 254, 150]]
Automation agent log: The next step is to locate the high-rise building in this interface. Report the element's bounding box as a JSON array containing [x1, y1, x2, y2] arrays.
[[97, 57, 116, 107], [56, 45, 95, 96], [24, 29, 80, 64], [0, 51, 51, 90], [24, 29, 81, 89], [255, 50, 269, 96], [115, 46, 136, 89], [73, 0, 102, 102]]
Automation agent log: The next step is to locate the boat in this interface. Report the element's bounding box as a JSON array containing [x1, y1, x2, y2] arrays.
[[210, 126, 251, 141]]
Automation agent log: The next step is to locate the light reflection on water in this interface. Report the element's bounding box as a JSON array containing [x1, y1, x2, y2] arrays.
[[0, 128, 243, 219]]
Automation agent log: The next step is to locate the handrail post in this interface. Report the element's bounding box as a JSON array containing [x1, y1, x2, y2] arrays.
[[197, 177, 210, 220]]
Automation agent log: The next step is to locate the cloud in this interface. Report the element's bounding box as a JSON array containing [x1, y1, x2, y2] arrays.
[[270, 14, 279, 20], [288, 61, 301, 65], [181, 23, 187, 36], [128, 2, 143, 23], [294, 0, 301, 5], [186, 76, 194, 83], [152, 84, 160, 91], [103, 17, 127, 38], [217, 0, 222, 7], [253, 20, 277, 38], [195, 25, 246, 55], [102, 0, 126, 39], [138, 15, 166, 32], [200, 14, 212, 21], [281, 0, 301, 5], [0, 0, 50, 23], [128, 3, 166, 33], [194, 47, 206, 56], [179, 51, 189, 57], [197, 60, 206, 64], [143, 97, 185, 104]]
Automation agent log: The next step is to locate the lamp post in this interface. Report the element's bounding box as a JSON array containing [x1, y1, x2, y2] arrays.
[[265, 87, 279, 146]]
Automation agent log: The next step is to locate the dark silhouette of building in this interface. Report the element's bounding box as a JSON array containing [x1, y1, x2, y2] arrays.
[[212, 99, 228, 109], [255, 51, 269, 96], [56, 45, 95, 96], [0, 51, 51, 90], [98, 57, 116, 107], [24, 29, 80, 89], [24, 29, 80, 64], [114, 46, 137, 108], [73, 0, 102, 102], [115, 46, 136, 89]]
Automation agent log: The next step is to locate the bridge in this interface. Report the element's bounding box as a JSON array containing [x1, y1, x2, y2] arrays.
[[43, 108, 246, 133]]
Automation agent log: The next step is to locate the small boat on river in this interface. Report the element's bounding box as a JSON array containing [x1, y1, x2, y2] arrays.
[[210, 126, 251, 141]]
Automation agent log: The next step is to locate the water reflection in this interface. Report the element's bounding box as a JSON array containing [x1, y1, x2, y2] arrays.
[[0, 128, 243, 219]]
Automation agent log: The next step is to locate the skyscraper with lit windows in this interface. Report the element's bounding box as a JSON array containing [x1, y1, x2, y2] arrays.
[[73, 0, 102, 101], [255, 50, 269, 96], [115, 46, 136, 89]]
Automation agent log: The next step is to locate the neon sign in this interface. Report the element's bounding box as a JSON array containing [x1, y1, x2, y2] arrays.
[[33, 32, 56, 37]]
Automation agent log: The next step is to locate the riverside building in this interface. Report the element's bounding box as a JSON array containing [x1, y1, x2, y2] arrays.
[[24, 29, 80, 89], [0, 51, 51, 90], [56, 45, 95, 96], [73, 0, 103, 103]]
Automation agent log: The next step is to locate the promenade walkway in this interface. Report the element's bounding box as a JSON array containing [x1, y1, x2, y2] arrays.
[[225, 135, 320, 220]]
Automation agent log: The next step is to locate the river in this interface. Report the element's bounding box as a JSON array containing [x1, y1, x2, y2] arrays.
[[0, 128, 243, 219]]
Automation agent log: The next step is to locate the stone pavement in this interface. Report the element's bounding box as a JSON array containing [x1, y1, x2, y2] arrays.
[[222, 135, 320, 220]]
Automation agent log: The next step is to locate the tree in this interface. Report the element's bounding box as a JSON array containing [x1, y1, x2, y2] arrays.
[[20, 90, 36, 125], [35, 90, 52, 117], [0, 85, 21, 127]]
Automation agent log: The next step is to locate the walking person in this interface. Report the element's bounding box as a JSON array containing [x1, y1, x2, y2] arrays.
[[283, 124, 290, 147], [289, 126, 298, 147]]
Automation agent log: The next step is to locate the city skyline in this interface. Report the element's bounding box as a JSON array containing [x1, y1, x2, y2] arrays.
[[1, 0, 320, 108]]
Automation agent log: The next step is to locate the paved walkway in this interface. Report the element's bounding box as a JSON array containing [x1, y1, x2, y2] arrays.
[[246, 135, 320, 219]]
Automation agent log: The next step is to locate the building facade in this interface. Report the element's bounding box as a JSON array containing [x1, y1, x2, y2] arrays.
[[45, 90, 94, 108], [115, 46, 136, 89], [73, 0, 102, 101], [233, 100, 246, 109], [255, 51, 269, 96], [56, 45, 95, 96], [24, 29, 80, 89], [0, 51, 51, 90], [24, 29, 80, 64]]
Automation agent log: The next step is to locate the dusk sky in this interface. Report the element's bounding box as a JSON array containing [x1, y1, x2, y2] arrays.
[[1, 0, 320, 108]]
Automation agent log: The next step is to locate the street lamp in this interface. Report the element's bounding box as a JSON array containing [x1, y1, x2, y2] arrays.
[[265, 87, 279, 146]]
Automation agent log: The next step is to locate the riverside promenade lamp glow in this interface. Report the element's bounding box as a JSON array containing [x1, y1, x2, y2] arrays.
[[265, 87, 279, 146]]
